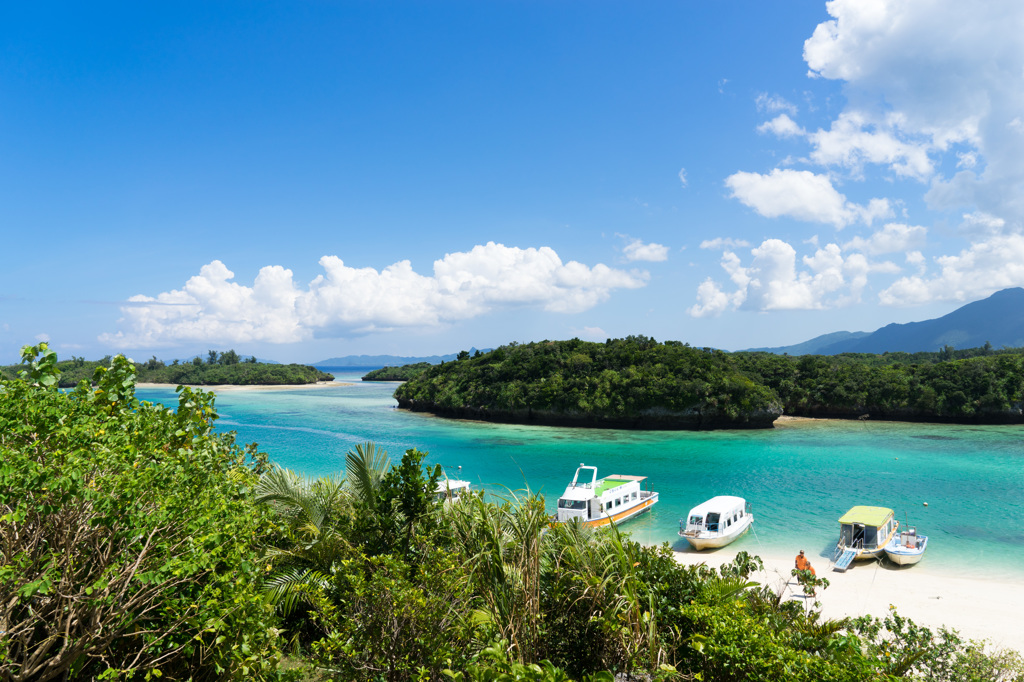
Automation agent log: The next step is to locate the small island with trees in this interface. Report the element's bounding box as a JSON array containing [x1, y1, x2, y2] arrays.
[[394, 337, 783, 429], [361, 361, 433, 382], [0, 348, 333, 388], [394, 336, 1024, 429]]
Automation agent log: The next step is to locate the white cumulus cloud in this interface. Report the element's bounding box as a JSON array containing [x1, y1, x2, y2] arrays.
[[622, 238, 669, 262], [959, 211, 1007, 236], [804, 0, 1024, 222], [725, 168, 891, 229], [100, 243, 648, 348], [706, 1, 1024, 313], [688, 238, 893, 317], [843, 223, 927, 256], [758, 114, 805, 138], [808, 111, 934, 180], [879, 234, 1024, 306]]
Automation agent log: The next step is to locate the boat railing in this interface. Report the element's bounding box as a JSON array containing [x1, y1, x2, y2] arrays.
[[834, 537, 864, 561]]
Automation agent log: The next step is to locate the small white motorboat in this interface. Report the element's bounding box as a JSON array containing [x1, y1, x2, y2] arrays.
[[434, 466, 471, 504], [554, 463, 659, 528], [884, 527, 928, 566], [678, 496, 753, 550]]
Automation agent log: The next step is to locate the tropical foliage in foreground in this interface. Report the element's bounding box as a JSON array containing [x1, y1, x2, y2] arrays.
[[395, 337, 1024, 427], [255, 460, 1024, 682], [0, 345, 286, 681], [3, 344, 1023, 681]]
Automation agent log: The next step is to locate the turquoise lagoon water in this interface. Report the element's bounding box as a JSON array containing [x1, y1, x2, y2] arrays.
[[136, 372, 1024, 580]]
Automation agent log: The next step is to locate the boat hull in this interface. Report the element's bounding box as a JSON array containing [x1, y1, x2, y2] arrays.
[[681, 516, 753, 550], [884, 536, 928, 566], [583, 494, 659, 528], [851, 546, 887, 561]]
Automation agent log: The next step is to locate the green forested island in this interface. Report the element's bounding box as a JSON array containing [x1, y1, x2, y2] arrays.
[[4, 343, 1021, 681], [362, 361, 433, 381], [395, 337, 1024, 429], [395, 338, 783, 429], [0, 348, 333, 388]]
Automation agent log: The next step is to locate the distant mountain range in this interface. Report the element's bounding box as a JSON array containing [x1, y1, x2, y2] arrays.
[[313, 348, 490, 368], [746, 287, 1024, 355]]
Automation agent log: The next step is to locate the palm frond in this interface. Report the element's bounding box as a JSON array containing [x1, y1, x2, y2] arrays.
[[345, 441, 391, 507], [263, 566, 332, 616]]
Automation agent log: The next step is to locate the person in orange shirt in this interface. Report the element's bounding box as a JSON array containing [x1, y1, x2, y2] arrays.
[[795, 549, 816, 575]]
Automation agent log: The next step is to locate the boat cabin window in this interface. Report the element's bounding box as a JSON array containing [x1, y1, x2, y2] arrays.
[[631, 492, 637, 501], [863, 525, 878, 548], [558, 499, 587, 510], [706, 512, 720, 531], [689, 515, 703, 527]]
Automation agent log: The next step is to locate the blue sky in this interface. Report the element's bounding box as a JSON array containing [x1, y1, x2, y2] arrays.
[[3, 1, 1023, 364]]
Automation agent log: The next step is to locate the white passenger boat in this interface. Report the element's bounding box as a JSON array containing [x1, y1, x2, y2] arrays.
[[434, 467, 471, 504], [884, 527, 928, 566], [833, 506, 899, 572], [554, 464, 659, 527], [678, 496, 753, 550]]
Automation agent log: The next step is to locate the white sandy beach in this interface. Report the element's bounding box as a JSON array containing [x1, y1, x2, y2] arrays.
[[136, 381, 354, 391], [674, 548, 1024, 653]]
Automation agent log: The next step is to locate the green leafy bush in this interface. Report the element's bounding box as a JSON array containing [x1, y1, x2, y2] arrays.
[[0, 345, 288, 681]]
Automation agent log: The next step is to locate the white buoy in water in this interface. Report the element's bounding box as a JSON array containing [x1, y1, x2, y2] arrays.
[[923, 502, 929, 507]]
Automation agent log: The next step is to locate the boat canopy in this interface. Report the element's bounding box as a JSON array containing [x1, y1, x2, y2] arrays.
[[686, 495, 746, 517], [838, 506, 893, 527]]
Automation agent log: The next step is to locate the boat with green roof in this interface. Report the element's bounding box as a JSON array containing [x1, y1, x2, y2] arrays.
[[833, 505, 899, 571], [554, 464, 659, 527]]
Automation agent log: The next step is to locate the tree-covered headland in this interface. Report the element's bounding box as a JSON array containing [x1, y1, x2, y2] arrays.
[[731, 343, 1024, 422], [361, 361, 433, 381], [3, 344, 1023, 680], [395, 338, 783, 429], [0, 348, 333, 388], [395, 337, 1024, 429]]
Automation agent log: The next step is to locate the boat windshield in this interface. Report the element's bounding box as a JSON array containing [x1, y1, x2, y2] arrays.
[[706, 512, 720, 531], [688, 515, 704, 526], [558, 499, 587, 510]]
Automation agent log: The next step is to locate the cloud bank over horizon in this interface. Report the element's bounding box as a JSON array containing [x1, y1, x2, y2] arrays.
[[694, 0, 1024, 317], [100, 243, 648, 348]]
